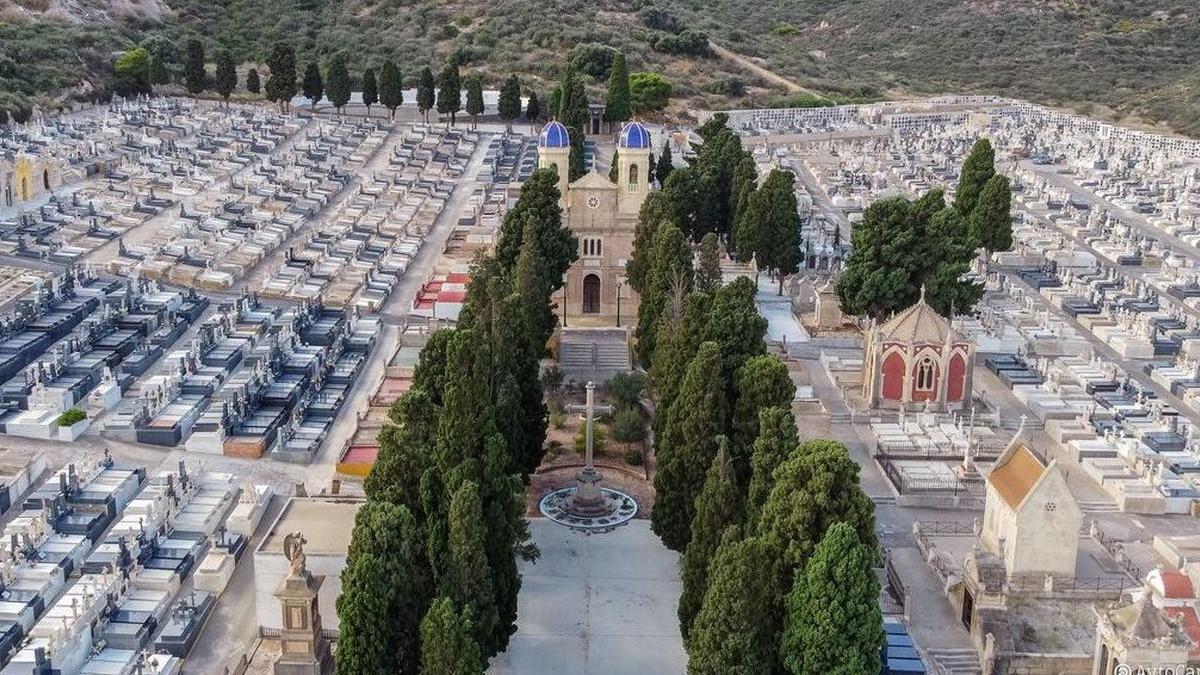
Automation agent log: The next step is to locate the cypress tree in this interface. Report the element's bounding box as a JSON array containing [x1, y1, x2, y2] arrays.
[[326, 55, 352, 116], [969, 173, 1013, 256], [954, 138, 996, 216], [703, 276, 768, 389], [335, 502, 430, 675], [379, 60, 403, 120], [781, 523, 884, 675], [419, 598, 484, 675], [635, 220, 693, 368], [302, 62, 323, 110], [148, 54, 169, 86], [557, 65, 589, 180], [730, 355, 795, 487], [745, 406, 799, 529], [365, 390, 438, 512], [418, 66, 436, 123], [696, 232, 721, 293], [652, 341, 728, 552], [184, 38, 205, 95], [443, 480, 498, 653], [650, 292, 711, 427], [603, 51, 632, 126], [525, 90, 540, 125], [214, 51, 237, 107], [465, 75, 484, 130], [498, 74, 521, 131], [686, 530, 779, 675], [757, 439, 878, 590], [265, 43, 297, 112], [678, 440, 742, 641], [756, 169, 802, 295], [245, 68, 260, 94], [627, 190, 677, 295], [436, 63, 462, 126], [609, 148, 620, 183], [834, 196, 923, 320], [362, 67, 379, 117], [656, 143, 675, 185], [662, 166, 720, 241]]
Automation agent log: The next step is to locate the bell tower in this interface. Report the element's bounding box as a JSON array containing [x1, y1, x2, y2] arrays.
[[538, 121, 572, 209], [617, 122, 652, 217]]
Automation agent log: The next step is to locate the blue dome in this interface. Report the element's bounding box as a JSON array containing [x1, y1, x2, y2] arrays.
[[618, 122, 652, 149], [539, 121, 570, 148]]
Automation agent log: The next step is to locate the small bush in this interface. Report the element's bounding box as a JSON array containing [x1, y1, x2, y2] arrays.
[[574, 423, 606, 455], [439, 24, 460, 40], [605, 372, 646, 410], [610, 407, 646, 444], [624, 447, 644, 466], [56, 408, 86, 427], [550, 410, 566, 430], [545, 439, 563, 457]]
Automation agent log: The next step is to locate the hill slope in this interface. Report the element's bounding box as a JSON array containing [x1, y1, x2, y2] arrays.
[[4, 0, 1200, 135]]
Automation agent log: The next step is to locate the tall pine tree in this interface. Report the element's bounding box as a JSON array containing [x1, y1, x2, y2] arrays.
[[379, 60, 403, 120], [656, 143, 675, 186], [436, 63, 462, 126], [969, 173, 1013, 256], [498, 74, 522, 131], [419, 598, 484, 675], [184, 39, 205, 95], [634, 220, 693, 368], [442, 480, 498, 654], [696, 232, 721, 293], [326, 55, 351, 116], [213, 51, 237, 107], [465, 75, 484, 130], [603, 51, 632, 127], [678, 440, 742, 641], [302, 62, 323, 110], [652, 341, 728, 552], [245, 67, 260, 94], [781, 523, 884, 675], [336, 501, 431, 675], [418, 66, 436, 123], [686, 530, 779, 674], [954, 138, 996, 216], [362, 67, 379, 117], [264, 43, 297, 112], [745, 406, 799, 530], [730, 355, 795, 488]]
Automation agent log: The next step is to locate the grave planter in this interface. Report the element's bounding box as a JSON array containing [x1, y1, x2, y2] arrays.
[[58, 417, 90, 442]]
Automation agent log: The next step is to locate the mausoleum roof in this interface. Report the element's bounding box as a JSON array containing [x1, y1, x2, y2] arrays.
[[877, 292, 955, 344], [986, 443, 1046, 509]]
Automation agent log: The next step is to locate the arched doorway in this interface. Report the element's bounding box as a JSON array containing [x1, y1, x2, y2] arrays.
[[42, 169, 50, 191], [582, 274, 601, 314], [19, 176, 30, 202]]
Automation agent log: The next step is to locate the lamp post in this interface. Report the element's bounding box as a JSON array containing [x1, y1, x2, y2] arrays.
[[616, 280, 624, 327], [561, 279, 568, 328]]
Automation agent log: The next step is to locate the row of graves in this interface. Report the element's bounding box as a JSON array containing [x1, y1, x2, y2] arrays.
[[104, 117, 382, 292], [0, 268, 206, 442], [409, 133, 537, 324], [102, 294, 376, 463], [2, 102, 307, 266], [336, 321, 433, 477], [332, 134, 532, 477], [0, 452, 248, 675], [253, 124, 478, 311]]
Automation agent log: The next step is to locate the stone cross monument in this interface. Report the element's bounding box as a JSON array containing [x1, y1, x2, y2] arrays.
[[564, 382, 616, 517], [273, 531, 332, 675]]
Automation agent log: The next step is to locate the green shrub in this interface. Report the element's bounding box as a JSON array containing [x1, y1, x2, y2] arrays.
[[550, 410, 566, 430], [630, 72, 673, 112], [573, 423, 606, 455], [610, 407, 646, 444], [568, 43, 619, 79], [624, 447, 644, 466], [56, 408, 86, 427], [605, 372, 646, 411]]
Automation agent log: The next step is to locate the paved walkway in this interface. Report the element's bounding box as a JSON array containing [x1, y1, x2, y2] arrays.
[[490, 519, 686, 675]]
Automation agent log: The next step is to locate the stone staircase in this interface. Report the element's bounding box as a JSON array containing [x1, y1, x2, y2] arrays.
[[926, 648, 982, 675], [1079, 499, 1120, 514], [558, 327, 632, 382]]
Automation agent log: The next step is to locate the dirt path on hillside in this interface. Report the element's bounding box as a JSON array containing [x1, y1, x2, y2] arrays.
[[708, 40, 824, 98]]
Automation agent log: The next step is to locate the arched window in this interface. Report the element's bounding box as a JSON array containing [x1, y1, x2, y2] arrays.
[[42, 169, 50, 191], [628, 163, 639, 191], [916, 355, 936, 391]]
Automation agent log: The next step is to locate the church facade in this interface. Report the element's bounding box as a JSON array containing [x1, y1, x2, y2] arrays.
[[536, 121, 651, 326]]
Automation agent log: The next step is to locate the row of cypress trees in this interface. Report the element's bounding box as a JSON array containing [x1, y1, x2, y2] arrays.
[[336, 166, 577, 675], [626, 120, 886, 671]]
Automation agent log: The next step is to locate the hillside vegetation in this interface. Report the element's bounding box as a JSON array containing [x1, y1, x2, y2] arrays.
[[3, 0, 1200, 136]]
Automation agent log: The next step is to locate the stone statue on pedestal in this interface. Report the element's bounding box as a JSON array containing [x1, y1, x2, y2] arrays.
[[273, 531, 332, 675]]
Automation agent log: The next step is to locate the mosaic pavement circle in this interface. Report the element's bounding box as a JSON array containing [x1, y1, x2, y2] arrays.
[[538, 487, 639, 532]]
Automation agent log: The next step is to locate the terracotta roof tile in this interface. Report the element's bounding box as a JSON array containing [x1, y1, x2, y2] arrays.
[[987, 444, 1046, 509]]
